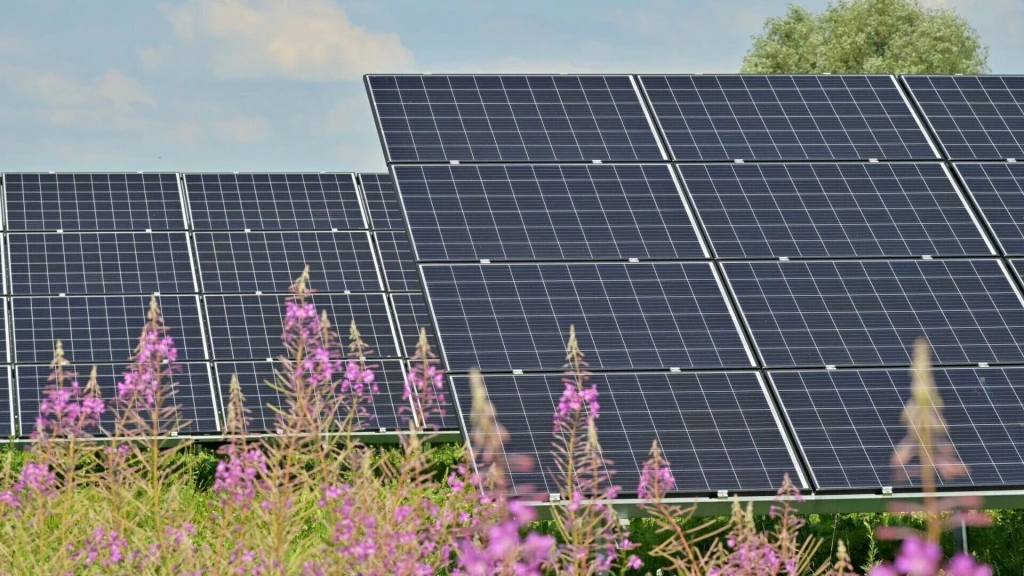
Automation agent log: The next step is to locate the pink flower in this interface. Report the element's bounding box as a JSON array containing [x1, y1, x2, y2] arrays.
[[944, 553, 993, 576], [553, 382, 599, 432], [637, 455, 675, 500], [894, 536, 942, 576], [626, 555, 643, 570], [868, 563, 899, 576], [213, 446, 268, 509], [18, 462, 56, 496]]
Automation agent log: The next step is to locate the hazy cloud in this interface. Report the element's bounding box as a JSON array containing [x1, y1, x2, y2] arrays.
[[12, 68, 156, 130], [209, 115, 271, 142], [137, 46, 170, 69], [160, 0, 415, 80]]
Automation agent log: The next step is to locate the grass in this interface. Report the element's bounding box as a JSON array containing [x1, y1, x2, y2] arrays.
[[5, 441, 1020, 574]]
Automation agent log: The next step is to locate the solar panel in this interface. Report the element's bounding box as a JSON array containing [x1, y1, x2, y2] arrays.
[[184, 173, 364, 231], [723, 259, 1024, 368], [214, 359, 413, 433], [640, 75, 938, 161], [375, 232, 420, 292], [770, 367, 1024, 490], [452, 371, 803, 495], [904, 75, 1024, 160], [366, 74, 666, 162], [394, 163, 708, 262], [0, 368, 12, 437], [678, 163, 993, 259], [203, 293, 398, 361], [358, 173, 403, 231], [194, 231, 382, 293], [17, 362, 219, 435], [953, 162, 1024, 255], [10, 295, 205, 364], [8, 232, 197, 295], [5, 173, 186, 231], [421, 262, 753, 372], [390, 293, 436, 357], [0, 298, 16, 361]]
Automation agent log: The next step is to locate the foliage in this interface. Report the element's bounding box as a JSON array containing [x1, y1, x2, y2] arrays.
[[0, 269, 999, 575], [741, 0, 988, 74]]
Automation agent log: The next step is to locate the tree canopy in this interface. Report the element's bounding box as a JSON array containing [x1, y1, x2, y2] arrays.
[[740, 0, 989, 74]]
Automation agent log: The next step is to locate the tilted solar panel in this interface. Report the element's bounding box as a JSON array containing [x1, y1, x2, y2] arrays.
[[9, 232, 197, 295], [5, 173, 186, 231], [358, 173, 403, 231], [375, 231, 420, 292], [904, 75, 1024, 160], [366, 74, 666, 162], [954, 162, 1024, 255], [17, 363, 219, 435], [421, 262, 754, 372], [723, 259, 1024, 368], [10, 295, 205, 364], [203, 293, 398, 361], [678, 162, 992, 259], [390, 292, 436, 358], [452, 371, 804, 496], [394, 163, 707, 262], [214, 359, 413, 433], [640, 75, 938, 161], [184, 173, 364, 231], [770, 367, 1024, 490], [194, 231, 382, 293], [0, 368, 12, 437]]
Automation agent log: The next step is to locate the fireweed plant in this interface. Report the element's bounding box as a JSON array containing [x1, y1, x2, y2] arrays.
[[0, 268, 997, 575]]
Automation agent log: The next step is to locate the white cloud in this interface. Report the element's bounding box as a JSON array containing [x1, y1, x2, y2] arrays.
[[160, 0, 415, 80], [12, 68, 156, 130], [137, 46, 169, 69]]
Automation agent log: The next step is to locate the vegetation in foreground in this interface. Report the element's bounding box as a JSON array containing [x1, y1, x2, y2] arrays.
[[0, 269, 1000, 574]]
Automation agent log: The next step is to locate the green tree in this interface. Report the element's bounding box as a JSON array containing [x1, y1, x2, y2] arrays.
[[741, 0, 988, 74]]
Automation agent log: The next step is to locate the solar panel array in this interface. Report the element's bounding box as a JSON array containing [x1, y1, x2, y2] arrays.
[[367, 73, 1024, 498], [0, 172, 470, 438], [4, 173, 218, 435], [185, 173, 416, 433], [371, 74, 807, 497]]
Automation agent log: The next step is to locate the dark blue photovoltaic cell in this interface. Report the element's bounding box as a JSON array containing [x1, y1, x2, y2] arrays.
[[0, 369, 11, 437], [367, 75, 665, 162], [394, 163, 706, 262], [641, 75, 937, 161], [214, 360, 413, 433], [204, 293, 399, 361], [678, 163, 991, 258], [904, 76, 1024, 160], [194, 231, 381, 293], [17, 363, 219, 435], [10, 295, 205, 364], [375, 232, 420, 292], [954, 163, 1024, 255], [184, 173, 364, 230], [390, 293, 436, 357], [9, 232, 197, 295], [5, 173, 185, 231], [451, 371, 802, 495], [770, 367, 1024, 490], [421, 262, 752, 372], [358, 173, 403, 231], [724, 259, 1024, 368]]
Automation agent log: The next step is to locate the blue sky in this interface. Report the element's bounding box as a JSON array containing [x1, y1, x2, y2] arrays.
[[1, 0, 1020, 173]]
